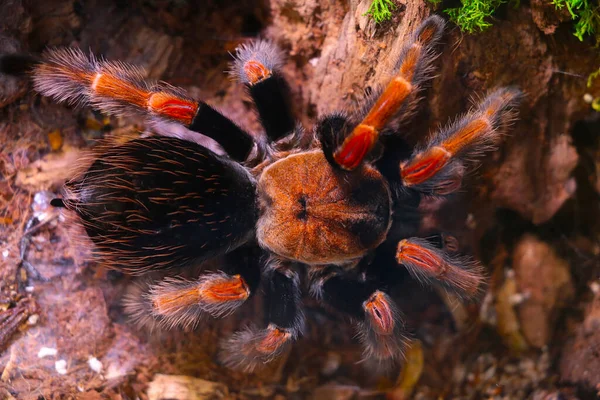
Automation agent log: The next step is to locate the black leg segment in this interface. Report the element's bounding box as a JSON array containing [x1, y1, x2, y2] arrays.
[[188, 102, 255, 162]]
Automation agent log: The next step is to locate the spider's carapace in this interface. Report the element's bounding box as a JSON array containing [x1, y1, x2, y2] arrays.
[[257, 150, 392, 265]]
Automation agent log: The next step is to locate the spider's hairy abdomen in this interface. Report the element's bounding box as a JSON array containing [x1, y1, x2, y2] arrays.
[[64, 136, 257, 273], [256, 150, 392, 265]]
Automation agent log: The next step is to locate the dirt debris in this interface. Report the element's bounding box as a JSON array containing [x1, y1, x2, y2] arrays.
[[512, 234, 575, 348]]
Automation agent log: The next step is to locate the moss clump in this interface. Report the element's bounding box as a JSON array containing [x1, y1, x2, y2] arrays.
[[365, 0, 398, 23], [552, 0, 600, 43], [428, 0, 599, 44], [443, 0, 507, 33]]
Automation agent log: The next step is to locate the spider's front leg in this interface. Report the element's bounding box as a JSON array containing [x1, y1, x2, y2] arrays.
[[310, 268, 408, 363], [231, 40, 296, 143], [400, 87, 521, 195], [219, 260, 304, 372], [318, 15, 446, 170], [0, 49, 255, 161]]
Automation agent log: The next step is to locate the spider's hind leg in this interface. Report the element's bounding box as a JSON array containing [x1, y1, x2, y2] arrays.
[[124, 246, 262, 331], [219, 260, 304, 372], [231, 40, 296, 143], [310, 267, 408, 364]]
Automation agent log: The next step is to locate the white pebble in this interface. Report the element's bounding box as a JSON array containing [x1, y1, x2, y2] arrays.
[[2, 250, 8, 258], [309, 57, 320, 67], [25, 286, 35, 293], [55, 359, 68, 375], [88, 356, 103, 374], [28, 314, 39, 325], [37, 347, 58, 358], [584, 93, 594, 104]]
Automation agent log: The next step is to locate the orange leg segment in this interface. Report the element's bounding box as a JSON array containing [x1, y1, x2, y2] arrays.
[[396, 238, 484, 298]]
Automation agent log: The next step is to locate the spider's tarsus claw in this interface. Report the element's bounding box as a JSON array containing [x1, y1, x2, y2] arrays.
[[414, 14, 446, 46], [359, 291, 408, 362], [218, 324, 297, 372], [231, 40, 284, 85], [396, 238, 484, 298]]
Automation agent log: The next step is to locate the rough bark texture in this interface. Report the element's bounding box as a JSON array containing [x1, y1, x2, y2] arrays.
[[1, 0, 600, 398]]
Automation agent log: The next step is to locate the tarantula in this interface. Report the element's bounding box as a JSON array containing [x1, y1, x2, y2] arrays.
[[2, 15, 520, 371]]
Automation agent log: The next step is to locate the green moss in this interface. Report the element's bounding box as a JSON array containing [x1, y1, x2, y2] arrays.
[[427, 0, 600, 43], [365, 0, 398, 24], [588, 67, 600, 111], [552, 0, 600, 43], [443, 0, 507, 33]]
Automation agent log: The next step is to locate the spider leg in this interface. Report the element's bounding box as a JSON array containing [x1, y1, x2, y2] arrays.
[[231, 40, 296, 143], [323, 15, 445, 170], [18, 48, 254, 161], [310, 268, 408, 363], [400, 87, 521, 194], [395, 237, 484, 298], [124, 246, 261, 330], [219, 260, 304, 372]]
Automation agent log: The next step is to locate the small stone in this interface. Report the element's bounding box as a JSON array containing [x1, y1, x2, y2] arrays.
[[55, 359, 68, 375], [512, 234, 574, 348], [37, 347, 57, 358], [27, 314, 39, 325], [88, 356, 103, 374]]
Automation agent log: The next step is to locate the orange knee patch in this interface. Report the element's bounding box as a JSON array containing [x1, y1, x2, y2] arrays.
[[396, 239, 447, 277], [199, 274, 250, 304], [148, 92, 198, 125], [400, 146, 451, 186]]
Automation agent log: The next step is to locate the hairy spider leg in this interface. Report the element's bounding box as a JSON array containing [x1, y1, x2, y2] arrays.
[[310, 268, 408, 363], [219, 261, 304, 372], [395, 237, 484, 298], [231, 40, 296, 142], [125, 246, 262, 330], [400, 87, 521, 194], [330, 15, 446, 170], [25, 48, 254, 161]]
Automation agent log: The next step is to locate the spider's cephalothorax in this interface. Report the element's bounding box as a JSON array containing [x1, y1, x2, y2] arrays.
[[1, 16, 521, 371]]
